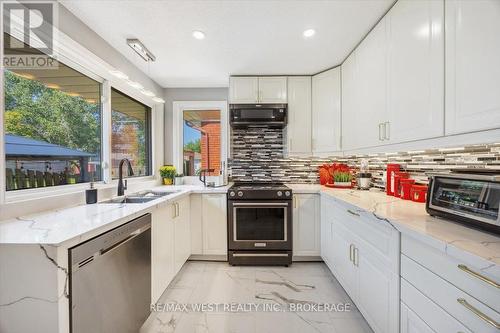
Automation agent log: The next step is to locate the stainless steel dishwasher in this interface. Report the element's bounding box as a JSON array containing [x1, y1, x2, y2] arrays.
[[69, 214, 151, 333]]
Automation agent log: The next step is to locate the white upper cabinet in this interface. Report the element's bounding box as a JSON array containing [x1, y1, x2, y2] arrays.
[[342, 17, 388, 151], [286, 77, 312, 155], [229, 76, 287, 104], [258, 77, 287, 103], [229, 77, 259, 103], [386, 0, 444, 143], [445, 0, 500, 134], [312, 67, 341, 153]]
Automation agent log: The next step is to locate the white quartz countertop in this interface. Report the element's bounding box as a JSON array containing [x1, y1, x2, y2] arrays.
[[288, 184, 500, 268], [0, 184, 230, 247]]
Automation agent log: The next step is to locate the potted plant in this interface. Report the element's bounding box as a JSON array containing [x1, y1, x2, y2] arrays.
[[159, 165, 176, 185], [325, 163, 353, 188], [333, 171, 353, 187]]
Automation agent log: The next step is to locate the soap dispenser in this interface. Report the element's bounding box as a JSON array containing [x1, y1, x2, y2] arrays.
[[86, 182, 98, 204]]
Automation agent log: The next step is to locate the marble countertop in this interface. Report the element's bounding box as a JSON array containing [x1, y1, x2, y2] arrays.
[[288, 184, 500, 268], [0, 184, 230, 247]]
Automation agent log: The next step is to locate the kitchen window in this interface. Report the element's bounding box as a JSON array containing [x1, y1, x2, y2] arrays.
[[183, 109, 221, 176], [3, 35, 102, 191], [111, 88, 151, 178]]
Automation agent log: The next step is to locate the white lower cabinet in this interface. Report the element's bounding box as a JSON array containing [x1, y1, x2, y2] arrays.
[[401, 234, 500, 333], [321, 195, 400, 333], [400, 303, 434, 333], [173, 196, 191, 274], [151, 196, 191, 303], [202, 193, 228, 256], [320, 195, 335, 268], [151, 202, 175, 304], [292, 194, 320, 256]]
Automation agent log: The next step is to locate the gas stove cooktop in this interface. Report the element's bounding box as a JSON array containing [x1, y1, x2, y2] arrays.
[[228, 183, 292, 200]]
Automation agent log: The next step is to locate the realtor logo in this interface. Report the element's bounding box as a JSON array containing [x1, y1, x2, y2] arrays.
[[2, 0, 58, 69]]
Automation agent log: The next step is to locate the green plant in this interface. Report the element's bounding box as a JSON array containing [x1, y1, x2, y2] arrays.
[[333, 171, 352, 183], [159, 165, 176, 179]]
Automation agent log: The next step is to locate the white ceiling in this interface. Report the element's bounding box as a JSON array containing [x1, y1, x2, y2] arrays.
[[60, 0, 394, 88]]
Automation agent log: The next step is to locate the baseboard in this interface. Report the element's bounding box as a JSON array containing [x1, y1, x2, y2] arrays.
[[292, 255, 323, 262], [188, 254, 228, 261]]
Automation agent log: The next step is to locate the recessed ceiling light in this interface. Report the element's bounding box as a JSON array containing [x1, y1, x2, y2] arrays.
[[303, 29, 316, 38], [192, 30, 206, 40], [126, 80, 144, 90], [140, 89, 155, 97], [152, 97, 165, 103], [109, 69, 129, 80]]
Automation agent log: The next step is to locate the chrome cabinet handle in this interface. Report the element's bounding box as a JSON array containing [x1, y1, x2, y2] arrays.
[[457, 298, 500, 329], [347, 209, 360, 217], [293, 196, 297, 209], [378, 123, 383, 140], [385, 121, 390, 140], [176, 203, 180, 217], [458, 264, 500, 288], [353, 247, 359, 266], [349, 244, 354, 262], [172, 203, 177, 219]]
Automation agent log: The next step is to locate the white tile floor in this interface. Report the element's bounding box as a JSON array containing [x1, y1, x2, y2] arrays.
[[141, 261, 373, 333]]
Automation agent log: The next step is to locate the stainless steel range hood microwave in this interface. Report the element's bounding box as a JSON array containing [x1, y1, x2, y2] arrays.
[[229, 104, 287, 127]]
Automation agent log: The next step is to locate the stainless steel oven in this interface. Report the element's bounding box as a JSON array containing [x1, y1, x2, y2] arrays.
[[227, 183, 293, 265]]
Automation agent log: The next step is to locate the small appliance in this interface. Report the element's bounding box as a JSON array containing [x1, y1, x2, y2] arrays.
[[426, 171, 500, 234], [229, 104, 287, 127], [357, 159, 372, 190]]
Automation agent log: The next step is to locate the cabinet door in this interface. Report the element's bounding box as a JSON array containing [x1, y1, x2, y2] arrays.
[[174, 197, 191, 274], [286, 77, 312, 155], [356, 239, 399, 333], [401, 303, 434, 333], [258, 77, 287, 103], [292, 194, 320, 256], [229, 77, 258, 103], [202, 194, 227, 255], [151, 203, 175, 303], [387, 0, 444, 143], [320, 196, 335, 268], [312, 68, 341, 153], [341, 52, 360, 151], [445, 0, 500, 134], [331, 220, 358, 301]]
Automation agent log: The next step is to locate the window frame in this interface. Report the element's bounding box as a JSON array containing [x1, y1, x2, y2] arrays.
[[172, 101, 228, 179], [110, 87, 153, 179], [0, 17, 161, 204]]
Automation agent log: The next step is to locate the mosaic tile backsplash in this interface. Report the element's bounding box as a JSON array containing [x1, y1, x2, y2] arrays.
[[228, 126, 500, 185]]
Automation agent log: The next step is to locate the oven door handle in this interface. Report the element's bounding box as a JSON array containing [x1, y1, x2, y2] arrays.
[[231, 202, 289, 206]]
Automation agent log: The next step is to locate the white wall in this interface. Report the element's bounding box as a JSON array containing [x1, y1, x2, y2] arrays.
[[58, 4, 163, 98], [163, 88, 228, 163]]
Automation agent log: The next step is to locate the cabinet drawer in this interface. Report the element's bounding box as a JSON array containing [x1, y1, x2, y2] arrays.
[[401, 278, 472, 333], [328, 196, 400, 273], [402, 234, 500, 312], [402, 254, 500, 332]]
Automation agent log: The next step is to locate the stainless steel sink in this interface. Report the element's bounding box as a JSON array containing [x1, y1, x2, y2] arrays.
[[101, 189, 181, 204], [102, 196, 160, 204]]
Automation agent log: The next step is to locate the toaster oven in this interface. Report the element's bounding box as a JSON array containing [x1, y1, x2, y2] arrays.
[[426, 172, 500, 235]]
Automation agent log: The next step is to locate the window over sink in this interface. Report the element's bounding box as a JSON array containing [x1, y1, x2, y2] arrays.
[[3, 34, 102, 191]]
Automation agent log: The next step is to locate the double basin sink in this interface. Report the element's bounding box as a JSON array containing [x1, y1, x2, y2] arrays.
[[101, 190, 181, 204]]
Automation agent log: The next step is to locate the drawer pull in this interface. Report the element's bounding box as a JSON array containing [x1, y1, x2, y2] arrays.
[[347, 209, 360, 217], [457, 298, 500, 329], [458, 264, 500, 288], [349, 244, 354, 262]]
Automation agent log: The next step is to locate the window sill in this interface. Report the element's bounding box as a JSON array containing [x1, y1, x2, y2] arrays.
[[4, 175, 158, 204]]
